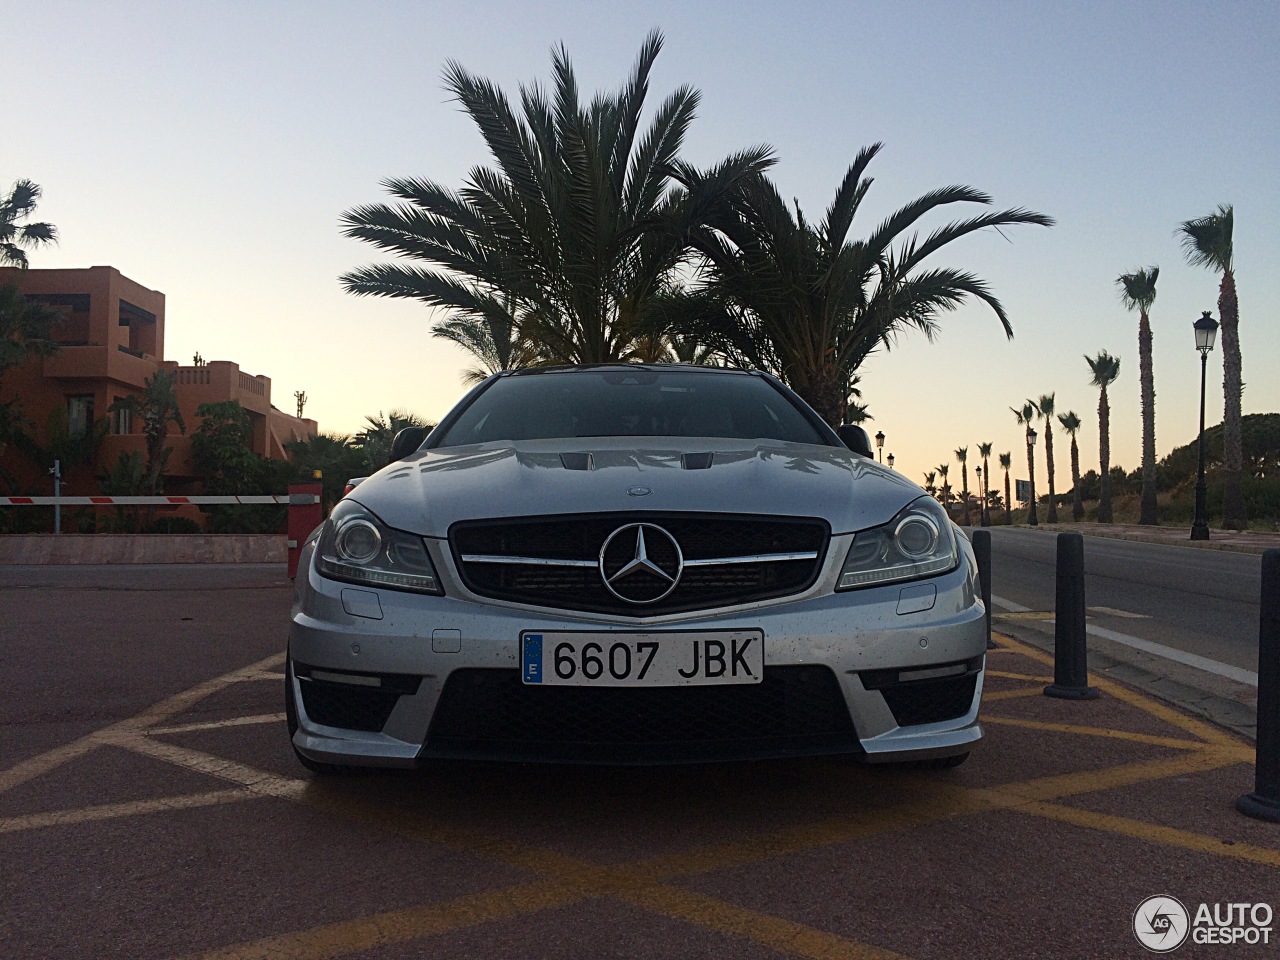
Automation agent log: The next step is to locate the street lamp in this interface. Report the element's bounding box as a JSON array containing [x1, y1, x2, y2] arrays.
[[1191, 311, 1219, 541], [886, 453, 895, 469], [1026, 425, 1039, 526], [874, 431, 885, 463], [975, 464, 988, 526]]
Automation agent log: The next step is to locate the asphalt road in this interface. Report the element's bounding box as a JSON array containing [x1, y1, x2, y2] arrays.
[[2, 564, 1276, 959], [985, 527, 1263, 674]]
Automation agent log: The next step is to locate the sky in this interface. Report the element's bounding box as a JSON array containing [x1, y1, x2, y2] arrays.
[[7, 0, 1279, 491]]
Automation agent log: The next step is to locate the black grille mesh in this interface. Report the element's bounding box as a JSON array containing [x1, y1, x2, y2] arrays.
[[451, 514, 828, 615], [299, 680, 401, 732], [879, 674, 978, 727], [425, 666, 858, 763]]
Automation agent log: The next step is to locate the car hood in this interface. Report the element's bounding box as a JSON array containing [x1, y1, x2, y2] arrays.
[[350, 438, 924, 538]]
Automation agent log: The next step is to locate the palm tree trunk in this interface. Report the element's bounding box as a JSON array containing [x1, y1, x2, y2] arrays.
[[1044, 428, 1058, 523], [961, 463, 970, 525], [981, 457, 990, 526], [1070, 436, 1084, 521], [1138, 310, 1159, 524], [1097, 387, 1113, 524], [1004, 470, 1012, 525], [795, 373, 847, 429], [1218, 270, 1247, 529]]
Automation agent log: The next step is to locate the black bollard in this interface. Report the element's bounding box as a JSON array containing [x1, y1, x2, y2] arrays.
[[1044, 532, 1099, 700], [972, 530, 995, 649], [1237, 548, 1280, 822]]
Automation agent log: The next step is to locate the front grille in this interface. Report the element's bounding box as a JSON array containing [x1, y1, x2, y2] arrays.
[[424, 666, 859, 763], [451, 513, 828, 615], [878, 673, 978, 727]]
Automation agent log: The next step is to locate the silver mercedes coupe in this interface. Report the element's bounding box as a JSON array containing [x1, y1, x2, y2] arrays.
[[286, 365, 985, 771]]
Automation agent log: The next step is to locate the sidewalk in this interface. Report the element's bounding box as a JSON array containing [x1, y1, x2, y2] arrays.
[[993, 520, 1280, 555]]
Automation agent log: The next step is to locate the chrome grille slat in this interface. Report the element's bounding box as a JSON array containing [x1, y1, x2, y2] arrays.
[[450, 514, 829, 616]]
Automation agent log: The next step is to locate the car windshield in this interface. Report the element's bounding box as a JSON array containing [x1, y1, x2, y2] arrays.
[[433, 368, 829, 447]]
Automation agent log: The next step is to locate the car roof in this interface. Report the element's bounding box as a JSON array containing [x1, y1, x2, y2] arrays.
[[504, 364, 755, 378]]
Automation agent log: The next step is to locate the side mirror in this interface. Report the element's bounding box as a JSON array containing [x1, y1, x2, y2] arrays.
[[836, 424, 875, 458], [388, 426, 429, 463]]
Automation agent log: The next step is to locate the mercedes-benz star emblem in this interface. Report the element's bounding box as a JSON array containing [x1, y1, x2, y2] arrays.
[[599, 523, 683, 604]]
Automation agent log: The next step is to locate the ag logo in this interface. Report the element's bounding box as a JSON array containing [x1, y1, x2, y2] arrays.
[[1133, 895, 1190, 953]]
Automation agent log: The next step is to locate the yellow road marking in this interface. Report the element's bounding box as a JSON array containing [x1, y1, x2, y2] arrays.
[[1018, 801, 1280, 868], [993, 633, 1240, 748], [624, 884, 910, 960], [116, 734, 308, 800], [982, 688, 1043, 702], [986, 670, 1054, 683], [0, 652, 284, 796], [8, 636, 1272, 960], [181, 881, 583, 960], [147, 713, 286, 735], [0, 789, 252, 835], [980, 716, 1233, 753], [995, 611, 1055, 620]]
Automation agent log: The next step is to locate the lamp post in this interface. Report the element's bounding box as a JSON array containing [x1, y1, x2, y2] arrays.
[[874, 431, 885, 463], [1026, 426, 1038, 526], [1191, 311, 1219, 541], [886, 453, 894, 470], [976, 464, 987, 526]]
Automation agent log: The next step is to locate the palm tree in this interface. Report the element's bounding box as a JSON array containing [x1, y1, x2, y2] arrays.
[[354, 410, 436, 473], [1035, 393, 1058, 523], [1179, 206, 1245, 529], [936, 463, 951, 512], [1011, 401, 1038, 524], [1058, 411, 1085, 521], [1, 179, 58, 268], [682, 145, 1053, 425], [999, 452, 1013, 525], [923, 470, 937, 500], [431, 312, 540, 385], [340, 33, 773, 366], [1117, 266, 1160, 525], [1085, 352, 1121, 523], [977, 442, 993, 526], [954, 446, 971, 525], [108, 371, 184, 496]]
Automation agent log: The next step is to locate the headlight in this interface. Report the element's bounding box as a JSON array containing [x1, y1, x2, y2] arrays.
[[838, 496, 959, 590], [316, 500, 443, 594]]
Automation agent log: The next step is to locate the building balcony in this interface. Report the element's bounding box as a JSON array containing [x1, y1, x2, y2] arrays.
[[42, 344, 158, 389]]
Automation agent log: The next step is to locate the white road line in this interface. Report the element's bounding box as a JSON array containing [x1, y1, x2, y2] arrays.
[[990, 594, 1259, 688]]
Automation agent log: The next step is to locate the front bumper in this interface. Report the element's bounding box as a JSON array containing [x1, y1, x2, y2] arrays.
[[288, 532, 987, 767]]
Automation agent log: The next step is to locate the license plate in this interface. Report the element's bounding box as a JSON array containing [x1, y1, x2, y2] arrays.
[[521, 631, 764, 687]]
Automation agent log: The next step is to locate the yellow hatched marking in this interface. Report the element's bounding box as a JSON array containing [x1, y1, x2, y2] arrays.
[[115, 734, 309, 800], [993, 633, 1239, 748], [980, 716, 1231, 753], [982, 688, 1043, 702], [180, 882, 583, 960], [1018, 801, 1280, 868], [0, 789, 252, 834], [624, 884, 910, 960], [986, 669, 1054, 682], [147, 713, 285, 735], [0, 652, 283, 796], [995, 611, 1055, 620]]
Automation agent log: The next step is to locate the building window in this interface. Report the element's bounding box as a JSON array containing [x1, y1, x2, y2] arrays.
[[67, 395, 95, 438], [112, 399, 132, 435]]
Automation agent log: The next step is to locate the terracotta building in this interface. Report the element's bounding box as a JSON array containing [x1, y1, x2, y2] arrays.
[[1, 265, 316, 497]]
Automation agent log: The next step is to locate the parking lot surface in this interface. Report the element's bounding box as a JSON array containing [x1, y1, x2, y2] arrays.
[[1, 565, 1277, 959]]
